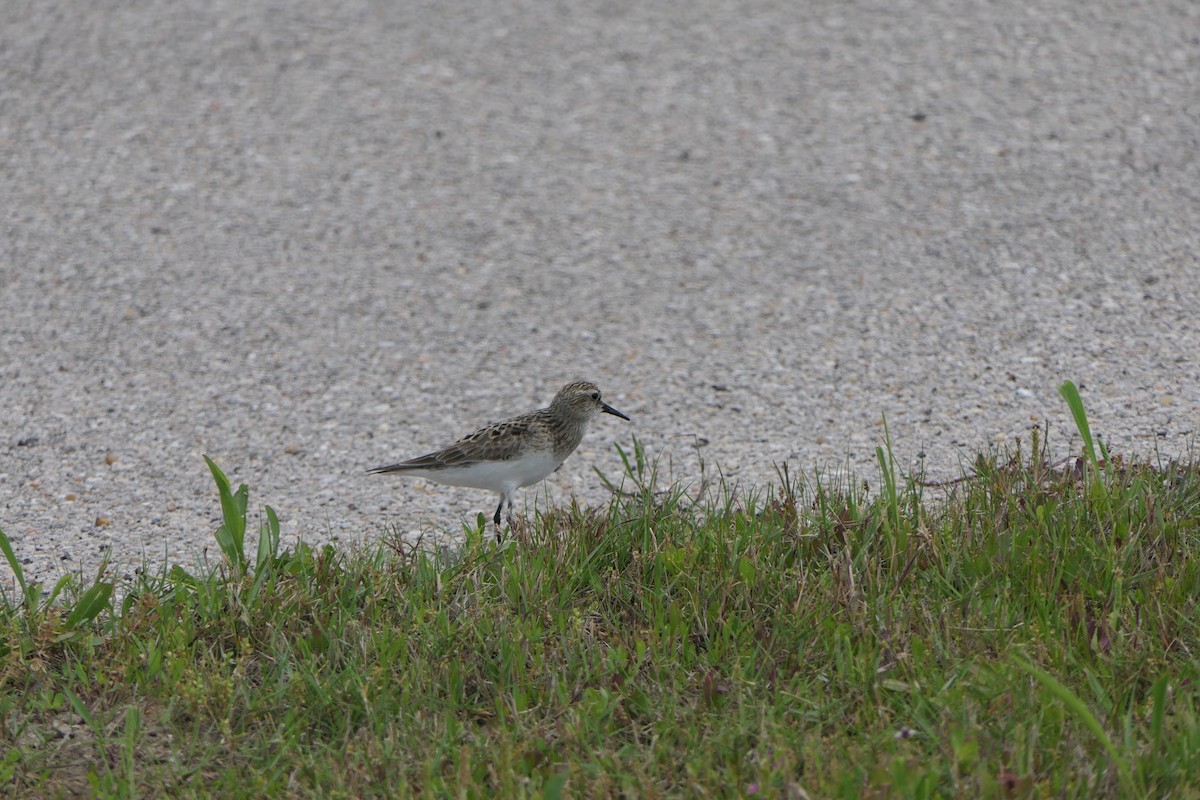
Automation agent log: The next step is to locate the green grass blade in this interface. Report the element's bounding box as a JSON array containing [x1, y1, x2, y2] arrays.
[[592, 464, 621, 493], [63, 582, 114, 629], [0, 525, 28, 607], [204, 455, 247, 570], [232, 483, 249, 558], [62, 688, 98, 733], [1011, 655, 1138, 796], [257, 505, 281, 572], [1149, 676, 1168, 770], [543, 772, 568, 800], [1058, 381, 1098, 466]]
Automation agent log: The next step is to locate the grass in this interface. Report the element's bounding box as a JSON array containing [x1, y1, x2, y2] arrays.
[[3, 386, 1200, 798]]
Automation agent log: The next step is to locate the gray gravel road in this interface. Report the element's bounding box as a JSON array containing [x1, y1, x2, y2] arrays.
[[3, 1, 1198, 585]]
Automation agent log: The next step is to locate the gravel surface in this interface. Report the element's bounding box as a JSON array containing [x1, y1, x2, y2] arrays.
[[3, 0, 1198, 586]]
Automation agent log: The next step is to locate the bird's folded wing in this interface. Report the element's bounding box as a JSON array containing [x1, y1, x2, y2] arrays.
[[372, 422, 532, 473]]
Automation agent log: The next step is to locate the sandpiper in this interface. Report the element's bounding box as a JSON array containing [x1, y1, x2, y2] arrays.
[[369, 381, 629, 533]]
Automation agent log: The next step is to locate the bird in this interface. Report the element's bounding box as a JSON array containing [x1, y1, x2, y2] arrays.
[[369, 381, 630, 535]]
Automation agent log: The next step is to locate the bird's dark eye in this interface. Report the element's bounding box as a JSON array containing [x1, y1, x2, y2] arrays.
[[590, 392, 600, 400]]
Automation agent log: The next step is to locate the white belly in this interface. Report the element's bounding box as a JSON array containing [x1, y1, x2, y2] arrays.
[[407, 450, 562, 493]]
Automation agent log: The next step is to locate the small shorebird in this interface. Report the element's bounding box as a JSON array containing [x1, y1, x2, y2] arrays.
[[369, 381, 630, 533]]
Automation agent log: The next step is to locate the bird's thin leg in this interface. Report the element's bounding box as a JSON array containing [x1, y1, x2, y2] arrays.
[[505, 497, 515, 528], [492, 494, 506, 544]]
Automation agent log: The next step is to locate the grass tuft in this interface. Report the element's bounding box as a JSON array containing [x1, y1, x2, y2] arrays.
[[3, 410, 1200, 796]]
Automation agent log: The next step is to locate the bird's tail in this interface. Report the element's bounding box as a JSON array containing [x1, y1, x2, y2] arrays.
[[366, 463, 415, 474]]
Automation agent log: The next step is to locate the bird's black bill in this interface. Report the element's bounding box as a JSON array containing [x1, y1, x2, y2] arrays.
[[601, 402, 630, 421]]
